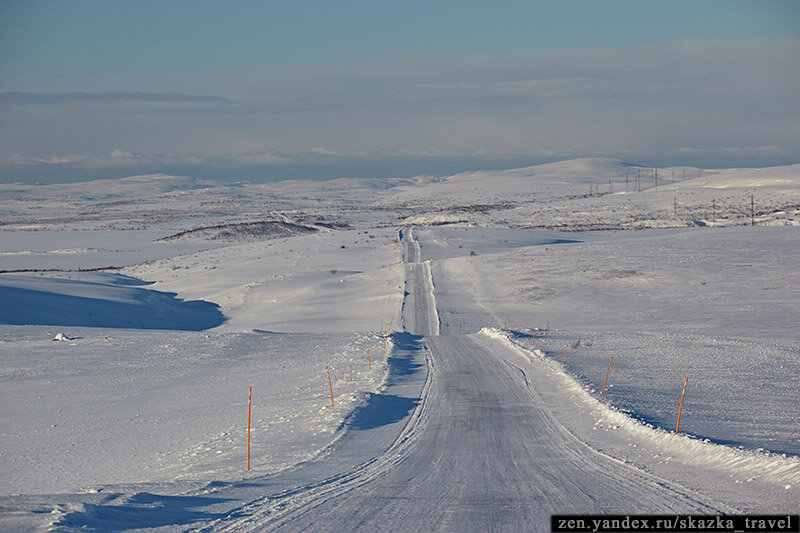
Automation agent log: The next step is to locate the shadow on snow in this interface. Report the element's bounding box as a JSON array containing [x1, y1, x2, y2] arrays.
[[343, 332, 424, 432], [347, 393, 420, 431], [0, 273, 225, 330], [53, 492, 233, 532]]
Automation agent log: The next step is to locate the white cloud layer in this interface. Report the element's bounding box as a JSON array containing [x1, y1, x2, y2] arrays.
[[1, 39, 798, 182]]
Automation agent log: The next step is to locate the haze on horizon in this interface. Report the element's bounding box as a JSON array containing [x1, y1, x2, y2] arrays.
[[1, 0, 799, 184]]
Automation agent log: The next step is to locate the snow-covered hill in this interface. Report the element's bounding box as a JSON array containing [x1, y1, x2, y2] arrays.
[[377, 158, 800, 230]]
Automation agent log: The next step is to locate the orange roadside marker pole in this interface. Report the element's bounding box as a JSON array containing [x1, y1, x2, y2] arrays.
[[675, 377, 689, 433], [247, 386, 251, 471], [326, 366, 334, 407], [562, 343, 567, 365], [602, 356, 613, 397]]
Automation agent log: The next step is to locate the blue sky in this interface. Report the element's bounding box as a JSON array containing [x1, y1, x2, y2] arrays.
[[1, 0, 799, 182]]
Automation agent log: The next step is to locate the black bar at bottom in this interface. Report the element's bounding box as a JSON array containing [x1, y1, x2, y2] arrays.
[[552, 515, 799, 533]]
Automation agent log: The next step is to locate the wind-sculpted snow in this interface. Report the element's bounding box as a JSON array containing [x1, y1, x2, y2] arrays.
[[0, 272, 225, 330], [125, 228, 404, 333]]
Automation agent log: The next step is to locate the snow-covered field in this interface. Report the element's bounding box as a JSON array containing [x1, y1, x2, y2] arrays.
[[1, 158, 798, 531], [1, 328, 390, 495]]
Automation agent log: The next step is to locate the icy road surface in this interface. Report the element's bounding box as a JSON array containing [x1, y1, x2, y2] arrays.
[[257, 336, 726, 531]]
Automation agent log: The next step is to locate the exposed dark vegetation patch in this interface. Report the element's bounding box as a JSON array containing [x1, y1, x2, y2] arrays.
[[157, 220, 318, 242]]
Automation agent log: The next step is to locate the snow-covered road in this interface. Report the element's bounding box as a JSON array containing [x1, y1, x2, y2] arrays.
[[231, 229, 731, 531], [401, 227, 440, 337], [263, 335, 727, 531]]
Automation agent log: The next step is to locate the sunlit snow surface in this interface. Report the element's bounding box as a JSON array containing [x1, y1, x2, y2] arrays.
[[0, 158, 798, 530], [1, 329, 389, 495]]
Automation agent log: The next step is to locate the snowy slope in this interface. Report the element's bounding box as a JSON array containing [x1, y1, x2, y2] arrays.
[[123, 228, 404, 333]]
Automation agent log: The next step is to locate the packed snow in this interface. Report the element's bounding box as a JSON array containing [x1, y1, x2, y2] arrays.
[[1, 158, 798, 531]]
